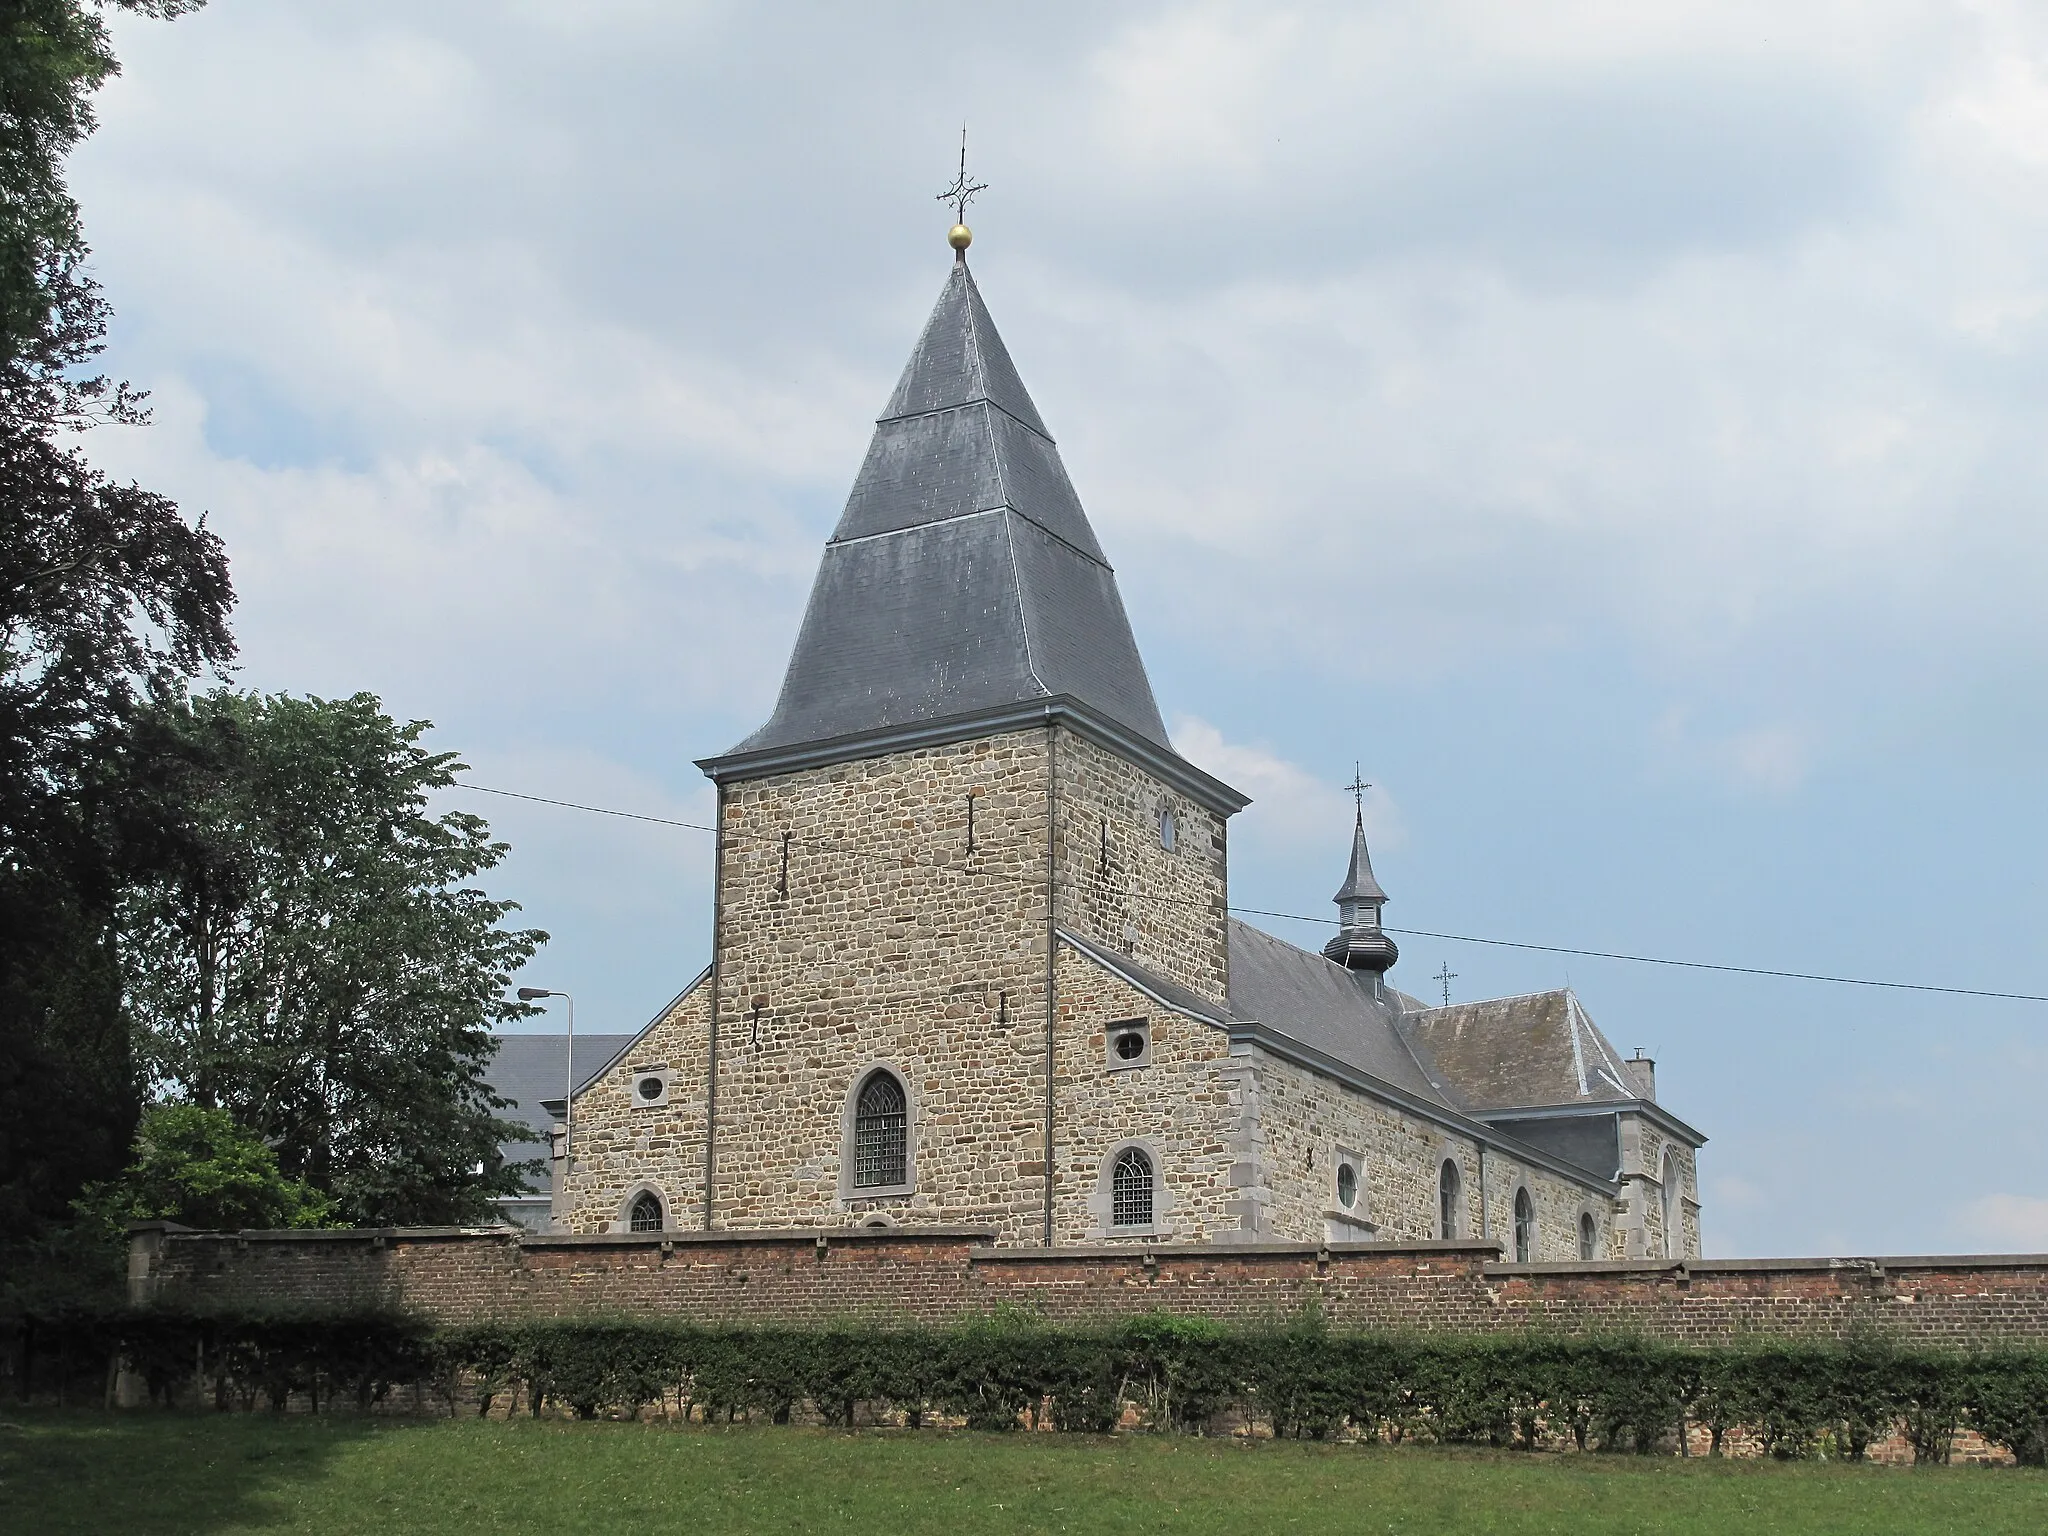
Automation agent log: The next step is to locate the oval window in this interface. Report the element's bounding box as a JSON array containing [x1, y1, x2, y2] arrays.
[[1115, 1030, 1146, 1061], [1336, 1162, 1358, 1210], [637, 1077, 664, 1101]]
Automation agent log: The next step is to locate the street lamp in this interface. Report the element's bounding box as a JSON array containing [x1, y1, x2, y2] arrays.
[[518, 986, 574, 1170]]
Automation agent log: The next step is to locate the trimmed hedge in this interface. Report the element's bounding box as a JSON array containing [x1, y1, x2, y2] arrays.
[[9, 1307, 2048, 1463]]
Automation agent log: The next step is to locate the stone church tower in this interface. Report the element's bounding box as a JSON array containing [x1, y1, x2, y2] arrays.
[[558, 243, 1707, 1261]]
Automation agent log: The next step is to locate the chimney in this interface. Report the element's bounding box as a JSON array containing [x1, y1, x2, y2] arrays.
[[1625, 1050, 1656, 1102]]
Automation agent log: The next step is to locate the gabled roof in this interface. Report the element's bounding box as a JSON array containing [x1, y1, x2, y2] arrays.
[[1395, 989, 1640, 1112], [710, 260, 1174, 767], [1226, 918, 1442, 1101]]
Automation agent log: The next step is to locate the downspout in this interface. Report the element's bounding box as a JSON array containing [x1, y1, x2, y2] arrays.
[[702, 780, 727, 1229], [1043, 718, 1059, 1247]]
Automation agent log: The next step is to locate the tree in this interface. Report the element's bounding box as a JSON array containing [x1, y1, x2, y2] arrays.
[[0, 0, 228, 1234], [122, 690, 547, 1226], [75, 1103, 333, 1233]]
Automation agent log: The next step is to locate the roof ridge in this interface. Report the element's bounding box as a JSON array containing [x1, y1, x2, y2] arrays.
[[1416, 986, 1573, 1013]]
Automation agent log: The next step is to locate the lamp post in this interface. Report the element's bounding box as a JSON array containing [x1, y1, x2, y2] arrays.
[[517, 987, 574, 1171]]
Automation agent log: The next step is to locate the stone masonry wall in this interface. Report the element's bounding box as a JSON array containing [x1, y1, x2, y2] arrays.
[[1052, 730, 1230, 1010], [687, 728, 1053, 1240], [1239, 1052, 1624, 1259], [133, 1226, 2048, 1347], [573, 724, 1247, 1245], [1048, 946, 1238, 1243], [566, 981, 711, 1232]]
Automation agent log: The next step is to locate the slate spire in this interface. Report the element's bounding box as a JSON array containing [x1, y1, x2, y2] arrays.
[[1324, 810, 1398, 975], [718, 258, 1171, 762]]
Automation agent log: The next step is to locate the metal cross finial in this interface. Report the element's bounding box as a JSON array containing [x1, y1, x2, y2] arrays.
[[1344, 763, 1371, 820], [1434, 961, 1459, 1008], [936, 125, 988, 225]]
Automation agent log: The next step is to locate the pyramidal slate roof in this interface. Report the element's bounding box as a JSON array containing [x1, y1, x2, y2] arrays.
[[717, 259, 1171, 762], [1333, 814, 1388, 905]]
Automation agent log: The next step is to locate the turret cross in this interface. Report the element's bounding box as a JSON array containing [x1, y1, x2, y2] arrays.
[[1434, 961, 1458, 1008], [1344, 764, 1371, 819]]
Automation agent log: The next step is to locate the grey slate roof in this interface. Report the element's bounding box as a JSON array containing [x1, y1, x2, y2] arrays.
[[1226, 918, 1443, 1101], [1394, 990, 1639, 1112], [721, 259, 1171, 760], [486, 1034, 634, 1192]]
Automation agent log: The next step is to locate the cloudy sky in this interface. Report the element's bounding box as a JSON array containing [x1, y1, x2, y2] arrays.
[[76, 1, 2048, 1257]]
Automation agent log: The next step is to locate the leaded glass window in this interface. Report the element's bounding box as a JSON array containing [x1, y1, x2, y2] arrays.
[[1439, 1159, 1461, 1240], [629, 1191, 662, 1232], [853, 1072, 908, 1189], [1513, 1187, 1534, 1263], [1111, 1146, 1154, 1228]]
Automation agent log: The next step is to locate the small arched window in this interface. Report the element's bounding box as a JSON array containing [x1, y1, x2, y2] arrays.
[[1661, 1150, 1682, 1259], [1111, 1146, 1155, 1228], [1158, 805, 1177, 852], [1438, 1158, 1462, 1240], [1513, 1187, 1535, 1264], [1579, 1211, 1598, 1261], [628, 1191, 663, 1233], [853, 1071, 908, 1189]]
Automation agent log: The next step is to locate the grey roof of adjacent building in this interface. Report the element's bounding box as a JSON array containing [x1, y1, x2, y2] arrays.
[[1394, 989, 1640, 1113], [487, 1034, 635, 1192], [710, 259, 1177, 768], [1226, 918, 1443, 1102]]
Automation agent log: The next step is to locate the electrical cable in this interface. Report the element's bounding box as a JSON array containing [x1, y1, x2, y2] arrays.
[[451, 780, 2046, 1005]]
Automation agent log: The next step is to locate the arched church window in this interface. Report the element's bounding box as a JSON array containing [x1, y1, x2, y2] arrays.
[[1158, 805, 1177, 852], [1579, 1211, 1598, 1261], [1438, 1158, 1462, 1240], [854, 1071, 908, 1190], [1661, 1149, 1682, 1259], [1111, 1146, 1155, 1228], [1513, 1187, 1535, 1264], [628, 1191, 663, 1233]]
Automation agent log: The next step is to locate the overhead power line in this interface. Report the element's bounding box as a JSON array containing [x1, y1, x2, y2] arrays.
[[452, 780, 2046, 1006]]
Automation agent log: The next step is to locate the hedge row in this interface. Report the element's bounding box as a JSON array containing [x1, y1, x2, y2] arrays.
[[15, 1308, 2048, 1463]]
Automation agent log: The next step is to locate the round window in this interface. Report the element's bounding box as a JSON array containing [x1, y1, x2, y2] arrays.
[[1114, 1030, 1146, 1061], [1336, 1162, 1358, 1209], [637, 1077, 664, 1101]]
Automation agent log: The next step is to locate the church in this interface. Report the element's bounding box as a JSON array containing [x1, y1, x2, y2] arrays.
[[550, 225, 1705, 1263]]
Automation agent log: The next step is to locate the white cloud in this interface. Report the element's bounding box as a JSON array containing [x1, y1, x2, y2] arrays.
[[1953, 1193, 2048, 1252], [1171, 715, 1403, 853]]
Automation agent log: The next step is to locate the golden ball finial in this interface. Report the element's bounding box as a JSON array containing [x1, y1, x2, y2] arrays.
[[948, 223, 973, 252]]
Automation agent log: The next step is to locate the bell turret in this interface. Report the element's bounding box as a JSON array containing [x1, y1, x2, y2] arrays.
[[1323, 805, 1398, 976]]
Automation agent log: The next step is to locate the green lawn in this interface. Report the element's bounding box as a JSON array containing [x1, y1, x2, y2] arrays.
[[3, 1412, 2044, 1535]]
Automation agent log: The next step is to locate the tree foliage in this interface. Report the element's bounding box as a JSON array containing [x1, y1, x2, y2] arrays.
[[0, 0, 227, 1234], [122, 689, 547, 1226], [75, 1103, 333, 1233]]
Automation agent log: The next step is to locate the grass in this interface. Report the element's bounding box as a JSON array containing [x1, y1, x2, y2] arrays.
[[3, 1412, 2045, 1535]]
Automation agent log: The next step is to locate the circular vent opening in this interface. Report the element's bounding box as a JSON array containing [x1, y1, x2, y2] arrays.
[[1114, 1030, 1146, 1062], [636, 1077, 665, 1101], [1336, 1162, 1358, 1209]]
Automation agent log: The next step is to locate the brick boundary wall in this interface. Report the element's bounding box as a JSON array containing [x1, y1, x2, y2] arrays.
[[127, 1225, 2048, 1346]]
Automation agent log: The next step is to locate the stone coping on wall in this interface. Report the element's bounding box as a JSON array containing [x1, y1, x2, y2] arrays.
[[520, 1227, 1003, 1250], [1486, 1254, 2048, 1277], [967, 1239, 1504, 1264]]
